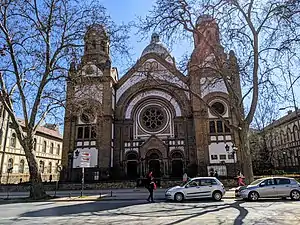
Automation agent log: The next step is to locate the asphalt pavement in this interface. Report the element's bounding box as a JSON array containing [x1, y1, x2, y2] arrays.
[[0, 198, 299, 224]]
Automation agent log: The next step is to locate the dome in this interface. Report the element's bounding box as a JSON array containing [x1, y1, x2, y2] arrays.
[[141, 33, 171, 58]]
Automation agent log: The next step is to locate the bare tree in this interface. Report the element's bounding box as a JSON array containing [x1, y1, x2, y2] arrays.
[[0, 0, 129, 199], [137, 0, 300, 182]]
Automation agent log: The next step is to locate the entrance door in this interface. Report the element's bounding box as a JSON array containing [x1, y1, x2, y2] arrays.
[[172, 160, 183, 178], [149, 160, 161, 177], [127, 161, 138, 179]]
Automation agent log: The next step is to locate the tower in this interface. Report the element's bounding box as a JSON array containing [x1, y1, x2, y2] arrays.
[[189, 15, 237, 176], [62, 24, 117, 181]]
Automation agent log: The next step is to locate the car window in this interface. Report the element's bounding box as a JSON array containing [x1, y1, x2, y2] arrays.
[[199, 179, 218, 186], [186, 180, 199, 187], [261, 179, 275, 186], [276, 178, 291, 185]]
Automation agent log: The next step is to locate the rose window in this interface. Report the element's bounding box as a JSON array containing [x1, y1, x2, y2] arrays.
[[140, 106, 166, 132]]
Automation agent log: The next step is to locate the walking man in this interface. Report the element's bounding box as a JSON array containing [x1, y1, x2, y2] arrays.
[[147, 177, 156, 203]]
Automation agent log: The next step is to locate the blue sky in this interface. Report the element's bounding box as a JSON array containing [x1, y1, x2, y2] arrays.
[[101, 0, 193, 74], [101, 0, 300, 120]]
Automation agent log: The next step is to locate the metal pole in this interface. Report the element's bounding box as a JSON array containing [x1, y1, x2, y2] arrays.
[[81, 167, 84, 197], [233, 152, 236, 177]]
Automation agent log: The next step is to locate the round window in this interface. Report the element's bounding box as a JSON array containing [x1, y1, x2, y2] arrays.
[[211, 102, 226, 115], [80, 109, 95, 123], [140, 106, 167, 132]]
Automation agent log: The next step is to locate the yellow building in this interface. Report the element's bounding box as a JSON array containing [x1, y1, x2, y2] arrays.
[[0, 106, 63, 184]]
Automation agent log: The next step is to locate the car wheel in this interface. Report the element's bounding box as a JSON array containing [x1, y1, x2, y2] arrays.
[[248, 191, 259, 201], [212, 191, 222, 201], [290, 190, 300, 201], [174, 193, 184, 202]]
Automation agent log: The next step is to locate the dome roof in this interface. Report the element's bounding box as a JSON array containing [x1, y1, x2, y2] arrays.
[[141, 33, 171, 58]]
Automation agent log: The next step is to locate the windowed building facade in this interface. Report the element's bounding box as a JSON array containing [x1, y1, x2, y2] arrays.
[[62, 16, 243, 181], [258, 109, 300, 173], [0, 106, 63, 184]]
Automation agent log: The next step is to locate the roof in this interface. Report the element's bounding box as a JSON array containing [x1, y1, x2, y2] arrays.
[[141, 33, 171, 60], [264, 108, 300, 130], [17, 119, 63, 140]]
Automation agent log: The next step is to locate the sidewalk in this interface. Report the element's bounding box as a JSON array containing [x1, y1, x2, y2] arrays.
[[52, 189, 236, 202], [0, 188, 236, 203]]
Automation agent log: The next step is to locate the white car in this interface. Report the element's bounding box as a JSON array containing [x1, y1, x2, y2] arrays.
[[236, 177, 300, 201], [165, 177, 226, 202]]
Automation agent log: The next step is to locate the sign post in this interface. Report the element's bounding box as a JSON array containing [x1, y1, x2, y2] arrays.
[[80, 152, 91, 197]]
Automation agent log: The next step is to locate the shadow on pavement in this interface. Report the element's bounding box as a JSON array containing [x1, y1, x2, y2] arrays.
[[19, 198, 295, 224], [20, 200, 149, 217]]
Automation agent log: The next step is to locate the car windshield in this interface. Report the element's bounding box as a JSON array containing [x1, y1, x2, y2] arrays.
[[249, 179, 264, 186]]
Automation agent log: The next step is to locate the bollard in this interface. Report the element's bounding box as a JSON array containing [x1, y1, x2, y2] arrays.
[[111, 191, 112, 197], [99, 192, 101, 198], [69, 193, 71, 198]]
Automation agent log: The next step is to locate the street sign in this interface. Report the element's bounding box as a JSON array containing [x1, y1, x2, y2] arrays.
[[72, 148, 98, 168], [80, 152, 90, 168]]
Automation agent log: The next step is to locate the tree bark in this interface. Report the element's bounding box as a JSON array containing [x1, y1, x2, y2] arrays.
[[239, 125, 254, 184], [25, 147, 47, 200]]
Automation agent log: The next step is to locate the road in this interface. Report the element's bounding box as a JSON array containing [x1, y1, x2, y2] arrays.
[[0, 198, 299, 224], [0, 188, 169, 199]]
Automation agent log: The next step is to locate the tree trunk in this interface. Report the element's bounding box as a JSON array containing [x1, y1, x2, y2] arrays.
[[26, 149, 47, 199], [239, 126, 254, 184]]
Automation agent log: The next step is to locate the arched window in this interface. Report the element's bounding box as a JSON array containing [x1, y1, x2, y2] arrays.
[[0, 129, 3, 146], [42, 141, 47, 153], [126, 153, 138, 160], [287, 128, 292, 142], [33, 138, 37, 151], [280, 130, 285, 145], [171, 151, 183, 159], [57, 144, 60, 155], [39, 161, 45, 173], [48, 162, 52, 173], [19, 159, 25, 173], [10, 133, 16, 147], [293, 125, 299, 141], [50, 143, 54, 154], [7, 158, 13, 172]]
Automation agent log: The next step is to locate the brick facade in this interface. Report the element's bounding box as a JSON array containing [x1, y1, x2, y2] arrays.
[[62, 17, 242, 182]]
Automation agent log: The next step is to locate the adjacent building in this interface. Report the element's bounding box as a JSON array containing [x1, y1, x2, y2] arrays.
[[0, 106, 63, 184], [260, 109, 300, 173], [62, 15, 243, 182]]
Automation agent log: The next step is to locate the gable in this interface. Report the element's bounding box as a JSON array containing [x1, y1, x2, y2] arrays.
[[116, 53, 189, 103]]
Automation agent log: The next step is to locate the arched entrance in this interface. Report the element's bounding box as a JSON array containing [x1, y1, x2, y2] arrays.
[[126, 152, 138, 179], [171, 151, 184, 178], [147, 151, 161, 178]]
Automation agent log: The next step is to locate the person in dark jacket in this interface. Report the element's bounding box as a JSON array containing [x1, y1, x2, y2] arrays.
[[145, 171, 153, 188], [147, 177, 155, 203]]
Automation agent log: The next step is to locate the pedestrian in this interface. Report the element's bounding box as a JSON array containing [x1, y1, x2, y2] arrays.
[[147, 177, 156, 203], [209, 168, 214, 177], [237, 170, 245, 186], [182, 172, 188, 184], [214, 170, 219, 179]]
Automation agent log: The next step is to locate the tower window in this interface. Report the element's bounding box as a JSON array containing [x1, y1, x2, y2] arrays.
[[225, 120, 231, 133], [211, 102, 226, 115], [77, 127, 83, 139], [209, 121, 216, 133], [216, 121, 223, 133], [84, 127, 90, 139], [92, 40, 96, 49]]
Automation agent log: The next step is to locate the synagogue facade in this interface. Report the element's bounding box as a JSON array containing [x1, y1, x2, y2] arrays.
[[61, 15, 242, 181]]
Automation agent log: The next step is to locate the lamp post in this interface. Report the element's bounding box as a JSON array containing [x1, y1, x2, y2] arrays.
[[68, 149, 79, 181], [282, 151, 287, 172], [225, 144, 238, 176]]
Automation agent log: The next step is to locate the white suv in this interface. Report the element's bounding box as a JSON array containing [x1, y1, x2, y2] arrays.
[[165, 177, 226, 202]]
